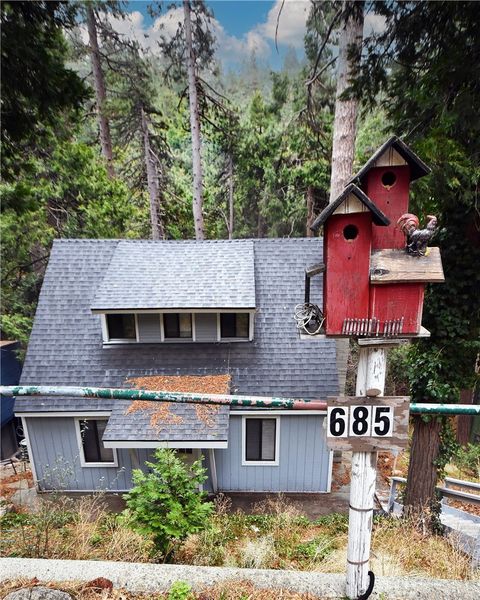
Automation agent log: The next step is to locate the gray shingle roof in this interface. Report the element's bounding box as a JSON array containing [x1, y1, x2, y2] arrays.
[[102, 401, 229, 443], [16, 238, 340, 439], [91, 240, 256, 310]]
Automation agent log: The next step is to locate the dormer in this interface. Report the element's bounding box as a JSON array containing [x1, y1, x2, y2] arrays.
[[349, 136, 431, 250], [90, 240, 256, 344]]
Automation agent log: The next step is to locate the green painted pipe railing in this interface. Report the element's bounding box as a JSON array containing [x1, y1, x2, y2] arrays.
[[1, 385, 479, 415]]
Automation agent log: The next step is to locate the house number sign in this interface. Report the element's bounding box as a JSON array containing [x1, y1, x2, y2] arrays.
[[326, 396, 409, 452]]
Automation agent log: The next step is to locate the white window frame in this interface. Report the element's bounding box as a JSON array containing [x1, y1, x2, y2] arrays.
[[100, 310, 255, 344], [75, 417, 118, 468], [218, 311, 253, 342], [101, 313, 138, 344], [162, 312, 194, 342], [241, 415, 280, 467]]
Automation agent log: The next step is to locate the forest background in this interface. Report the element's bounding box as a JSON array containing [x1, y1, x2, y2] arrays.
[[1, 0, 480, 512]]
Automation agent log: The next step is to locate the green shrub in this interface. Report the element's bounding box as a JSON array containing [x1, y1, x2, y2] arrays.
[[168, 581, 193, 600], [294, 535, 335, 562], [123, 449, 213, 553], [453, 443, 480, 478]]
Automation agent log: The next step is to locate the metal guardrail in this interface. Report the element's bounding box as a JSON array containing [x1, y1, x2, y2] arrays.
[[388, 476, 480, 513]]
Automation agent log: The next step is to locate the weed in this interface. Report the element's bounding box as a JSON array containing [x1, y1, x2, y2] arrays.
[[168, 581, 194, 600]]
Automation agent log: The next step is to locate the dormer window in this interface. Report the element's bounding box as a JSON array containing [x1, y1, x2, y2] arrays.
[[100, 311, 254, 344], [164, 313, 193, 339], [106, 314, 136, 341], [220, 313, 249, 339]]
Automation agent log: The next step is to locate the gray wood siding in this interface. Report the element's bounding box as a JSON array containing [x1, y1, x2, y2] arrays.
[[214, 415, 331, 492], [194, 313, 217, 342], [137, 314, 162, 343], [26, 417, 153, 491], [25, 416, 330, 493]]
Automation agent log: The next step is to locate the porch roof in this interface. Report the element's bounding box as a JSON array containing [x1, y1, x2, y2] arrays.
[[101, 400, 229, 448]]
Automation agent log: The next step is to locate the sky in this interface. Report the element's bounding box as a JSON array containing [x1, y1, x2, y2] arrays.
[[118, 0, 311, 71], [107, 1, 386, 72]]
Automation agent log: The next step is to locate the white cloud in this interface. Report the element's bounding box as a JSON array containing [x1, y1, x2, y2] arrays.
[[79, 2, 310, 69], [257, 0, 310, 48], [364, 12, 387, 36]]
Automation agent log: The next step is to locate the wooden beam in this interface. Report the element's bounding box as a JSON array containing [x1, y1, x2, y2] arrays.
[[305, 263, 325, 277], [370, 247, 444, 284]]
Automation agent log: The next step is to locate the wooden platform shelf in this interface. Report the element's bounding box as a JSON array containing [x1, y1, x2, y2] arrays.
[[370, 247, 444, 284]]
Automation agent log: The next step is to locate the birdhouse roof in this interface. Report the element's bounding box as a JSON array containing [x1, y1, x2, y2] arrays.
[[310, 183, 390, 232], [349, 136, 431, 184]]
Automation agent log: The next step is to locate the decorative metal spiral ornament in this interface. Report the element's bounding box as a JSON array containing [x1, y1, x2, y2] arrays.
[[294, 303, 325, 335]]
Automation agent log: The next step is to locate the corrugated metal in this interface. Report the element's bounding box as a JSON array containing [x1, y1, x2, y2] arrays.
[[137, 314, 162, 343], [26, 417, 153, 491], [194, 313, 218, 342], [215, 415, 330, 492]]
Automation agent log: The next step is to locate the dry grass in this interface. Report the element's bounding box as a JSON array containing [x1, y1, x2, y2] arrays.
[[2, 493, 478, 583], [175, 496, 479, 581], [0, 579, 322, 600], [371, 515, 479, 580], [0, 494, 155, 563]]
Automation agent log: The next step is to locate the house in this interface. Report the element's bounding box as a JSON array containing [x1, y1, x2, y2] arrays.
[[14, 238, 344, 494]]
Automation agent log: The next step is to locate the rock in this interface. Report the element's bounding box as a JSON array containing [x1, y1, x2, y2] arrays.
[[0, 501, 14, 517], [4, 587, 73, 600], [85, 577, 113, 591], [9, 478, 31, 491], [10, 487, 42, 513]]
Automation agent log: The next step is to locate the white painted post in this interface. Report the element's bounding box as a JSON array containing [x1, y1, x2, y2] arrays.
[[346, 345, 386, 598]]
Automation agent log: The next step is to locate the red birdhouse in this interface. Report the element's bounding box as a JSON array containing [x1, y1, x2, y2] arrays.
[[310, 137, 444, 338]]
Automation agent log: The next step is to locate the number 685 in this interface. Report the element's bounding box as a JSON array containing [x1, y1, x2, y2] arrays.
[[327, 405, 393, 438]]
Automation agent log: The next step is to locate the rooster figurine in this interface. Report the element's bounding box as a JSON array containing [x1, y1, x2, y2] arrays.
[[397, 213, 438, 256]]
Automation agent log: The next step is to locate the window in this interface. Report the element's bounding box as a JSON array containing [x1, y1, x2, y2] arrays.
[[243, 417, 279, 465], [102, 311, 253, 344], [106, 314, 136, 340], [77, 419, 117, 466], [164, 313, 192, 339], [220, 313, 250, 339]]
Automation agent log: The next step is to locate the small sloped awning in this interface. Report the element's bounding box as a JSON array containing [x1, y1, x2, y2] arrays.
[[102, 374, 231, 448], [91, 240, 256, 311]]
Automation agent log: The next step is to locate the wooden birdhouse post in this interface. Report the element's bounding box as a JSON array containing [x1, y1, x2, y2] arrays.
[[308, 137, 445, 599]]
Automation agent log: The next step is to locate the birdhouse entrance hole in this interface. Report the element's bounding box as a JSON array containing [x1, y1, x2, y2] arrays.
[[343, 224, 359, 240], [381, 171, 397, 188]]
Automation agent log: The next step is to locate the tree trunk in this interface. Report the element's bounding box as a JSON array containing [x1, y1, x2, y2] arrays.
[[404, 415, 442, 511], [183, 0, 205, 240], [141, 105, 164, 241], [329, 1, 364, 202], [227, 153, 234, 239], [306, 185, 314, 236], [86, 5, 115, 179]]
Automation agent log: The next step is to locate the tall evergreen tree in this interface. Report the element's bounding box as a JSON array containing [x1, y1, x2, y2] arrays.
[[157, 0, 216, 239], [354, 0, 480, 518]]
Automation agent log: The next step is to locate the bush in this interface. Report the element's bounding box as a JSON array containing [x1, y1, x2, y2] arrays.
[[123, 449, 213, 554], [453, 443, 480, 479], [168, 581, 194, 600]]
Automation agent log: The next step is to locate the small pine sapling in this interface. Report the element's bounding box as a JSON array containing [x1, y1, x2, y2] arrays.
[[124, 448, 213, 554]]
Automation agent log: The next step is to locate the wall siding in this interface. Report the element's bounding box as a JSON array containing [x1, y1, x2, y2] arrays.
[[26, 417, 153, 491], [195, 313, 218, 342], [215, 415, 330, 492], [137, 314, 162, 343], [26, 415, 330, 493]]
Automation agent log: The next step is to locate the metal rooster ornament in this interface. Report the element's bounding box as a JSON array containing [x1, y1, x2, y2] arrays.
[[397, 213, 438, 256]]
